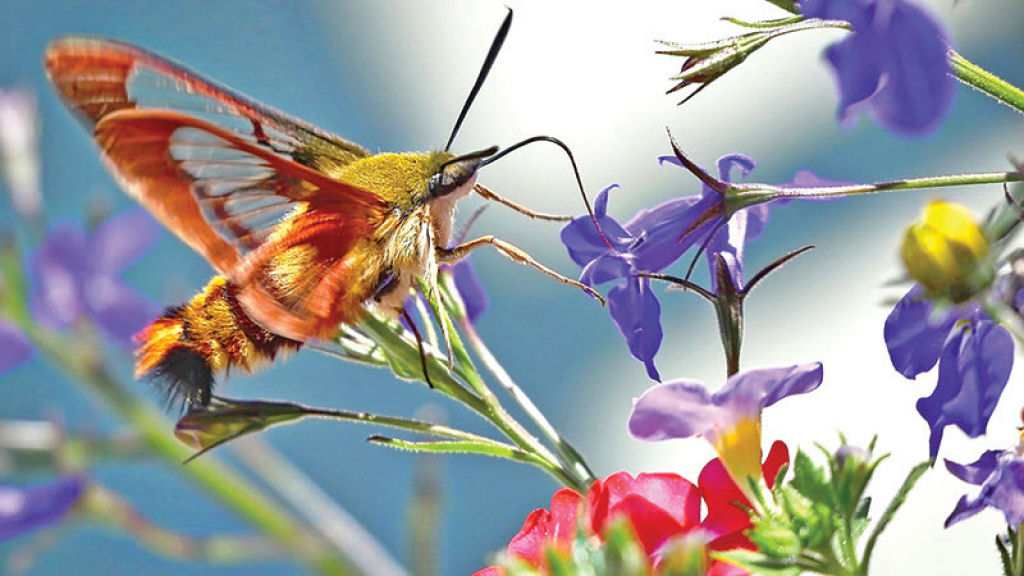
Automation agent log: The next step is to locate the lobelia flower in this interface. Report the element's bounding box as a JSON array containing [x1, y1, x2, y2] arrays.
[[0, 321, 33, 374], [475, 447, 790, 576], [944, 445, 1024, 528], [885, 202, 1011, 458], [0, 209, 161, 375], [560, 153, 758, 381], [884, 288, 1013, 458], [450, 257, 489, 324], [399, 255, 489, 335], [629, 363, 822, 501], [29, 208, 162, 348], [800, 0, 955, 137], [0, 476, 86, 541]]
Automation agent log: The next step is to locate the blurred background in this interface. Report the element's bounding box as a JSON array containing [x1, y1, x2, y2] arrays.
[[2, 0, 1024, 574]]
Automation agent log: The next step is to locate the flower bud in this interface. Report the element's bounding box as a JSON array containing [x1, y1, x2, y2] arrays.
[[901, 201, 992, 302], [174, 398, 305, 455]]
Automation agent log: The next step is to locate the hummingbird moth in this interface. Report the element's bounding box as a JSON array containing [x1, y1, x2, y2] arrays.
[[45, 10, 600, 407]]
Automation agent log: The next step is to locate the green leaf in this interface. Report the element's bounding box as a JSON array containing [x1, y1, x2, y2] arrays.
[[790, 450, 832, 507], [367, 436, 536, 460], [713, 549, 804, 576], [861, 460, 932, 572], [996, 533, 1013, 576]]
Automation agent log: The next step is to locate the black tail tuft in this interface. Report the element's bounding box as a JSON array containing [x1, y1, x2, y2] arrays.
[[144, 347, 214, 410]]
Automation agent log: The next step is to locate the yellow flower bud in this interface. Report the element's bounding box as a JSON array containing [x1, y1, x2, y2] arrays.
[[901, 201, 992, 303]]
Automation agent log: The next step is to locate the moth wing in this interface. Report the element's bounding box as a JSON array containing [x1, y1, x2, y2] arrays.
[[45, 38, 390, 340]]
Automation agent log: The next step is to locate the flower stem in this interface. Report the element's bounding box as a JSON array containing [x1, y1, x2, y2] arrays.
[[458, 318, 597, 486], [949, 50, 1024, 115], [85, 484, 284, 564], [734, 171, 1024, 207], [229, 437, 409, 576], [32, 327, 356, 575], [1015, 522, 1024, 576], [0, 246, 358, 576], [359, 313, 582, 491]]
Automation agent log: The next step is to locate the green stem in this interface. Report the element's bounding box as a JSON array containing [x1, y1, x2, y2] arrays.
[[359, 314, 580, 490], [1015, 523, 1024, 576], [85, 485, 283, 564], [229, 437, 408, 576], [436, 276, 592, 491], [29, 327, 355, 576], [950, 50, 1024, 115], [458, 318, 596, 486], [733, 170, 1024, 208], [0, 246, 356, 576]]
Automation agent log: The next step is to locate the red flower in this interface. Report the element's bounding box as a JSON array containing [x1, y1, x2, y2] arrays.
[[701, 440, 789, 576], [474, 443, 788, 575]]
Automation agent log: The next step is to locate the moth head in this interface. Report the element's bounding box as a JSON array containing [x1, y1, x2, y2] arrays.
[[429, 145, 498, 198]]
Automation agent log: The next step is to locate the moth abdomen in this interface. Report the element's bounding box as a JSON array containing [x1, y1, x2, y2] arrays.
[[135, 276, 302, 408]]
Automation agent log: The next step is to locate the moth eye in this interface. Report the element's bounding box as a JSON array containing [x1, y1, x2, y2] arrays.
[[428, 172, 448, 197]]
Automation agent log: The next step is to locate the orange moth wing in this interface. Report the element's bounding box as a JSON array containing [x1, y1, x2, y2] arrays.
[[45, 37, 390, 341]]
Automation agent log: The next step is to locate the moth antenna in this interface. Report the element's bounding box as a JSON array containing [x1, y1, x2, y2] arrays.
[[479, 135, 614, 249], [445, 7, 513, 151], [401, 307, 436, 389]]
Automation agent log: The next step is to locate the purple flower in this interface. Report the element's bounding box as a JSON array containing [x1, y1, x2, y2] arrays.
[[560, 154, 755, 380], [0, 322, 33, 374], [884, 286, 958, 378], [451, 257, 489, 324], [629, 362, 822, 498], [884, 287, 1014, 458], [945, 449, 1024, 528], [0, 476, 86, 541], [800, 0, 955, 137], [29, 209, 161, 348]]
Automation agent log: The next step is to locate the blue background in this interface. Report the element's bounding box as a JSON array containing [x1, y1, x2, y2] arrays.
[[2, 1, 1024, 574]]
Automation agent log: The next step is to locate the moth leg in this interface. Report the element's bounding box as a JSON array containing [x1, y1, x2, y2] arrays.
[[473, 183, 573, 222], [400, 307, 435, 389], [438, 236, 606, 305]]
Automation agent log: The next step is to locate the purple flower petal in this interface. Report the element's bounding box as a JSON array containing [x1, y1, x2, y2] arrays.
[[945, 450, 1001, 486], [715, 154, 756, 183], [945, 450, 1024, 528], [629, 362, 823, 442], [452, 257, 489, 324], [608, 276, 662, 381], [883, 286, 956, 378], [0, 322, 33, 374], [781, 169, 857, 189], [84, 278, 161, 348], [88, 208, 161, 274], [560, 185, 633, 270], [802, 0, 955, 136], [629, 379, 716, 441], [579, 252, 632, 287], [944, 494, 987, 528], [29, 223, 88, 329], [718, 362, 825, 410], [627, 194, 717, 273], [917, 320, 1014, 458], [0, 476, 86, 541], [26, 211, 159, 349]]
